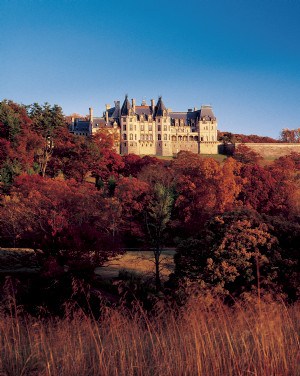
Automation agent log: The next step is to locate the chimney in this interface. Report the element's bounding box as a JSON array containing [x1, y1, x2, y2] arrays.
[[131, 98, 136, 112], [89, 107, 94, 122], [151, 99, 155, 112], [105, 104, 111, 123]]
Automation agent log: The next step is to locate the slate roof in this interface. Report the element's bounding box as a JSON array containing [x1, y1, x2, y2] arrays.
[[110, 101, 121, 119], [135, 105, 152, 116], [73, 121, 90, 132], [154, 96, 167, 116], [199, 106, 216, 120], [91, 118, 106, 128], [121, 95, 131, 116]]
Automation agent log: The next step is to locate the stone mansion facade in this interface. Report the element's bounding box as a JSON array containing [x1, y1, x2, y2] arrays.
[[69, 96, 218, 156]]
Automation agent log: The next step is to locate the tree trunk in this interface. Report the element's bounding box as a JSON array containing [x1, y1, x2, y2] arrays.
[[154, 248, 161, 291]]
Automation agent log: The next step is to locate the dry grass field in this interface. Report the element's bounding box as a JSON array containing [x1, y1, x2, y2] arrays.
[[0, 299, 299, 375]]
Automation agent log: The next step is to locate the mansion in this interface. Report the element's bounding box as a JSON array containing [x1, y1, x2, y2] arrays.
[[69, 96, 218, 156]]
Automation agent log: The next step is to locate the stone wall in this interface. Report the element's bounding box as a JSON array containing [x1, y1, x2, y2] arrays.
[[237, 143, 300, 158], [219, 143, 300, 158]]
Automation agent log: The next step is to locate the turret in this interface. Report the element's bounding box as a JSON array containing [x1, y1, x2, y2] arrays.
[[151, 99, 155, 113], [89, 107, 94, 122], [131, 98, 136, 113], [105, 104, 111, 122]]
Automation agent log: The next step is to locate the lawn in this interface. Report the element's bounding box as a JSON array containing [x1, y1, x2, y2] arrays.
[[95, 249, 176, 279]]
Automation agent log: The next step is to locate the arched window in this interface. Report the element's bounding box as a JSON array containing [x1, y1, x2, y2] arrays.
[[130, 134, 133, 140]]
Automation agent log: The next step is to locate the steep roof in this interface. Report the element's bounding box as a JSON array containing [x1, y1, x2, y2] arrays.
[[199, 105, 216, 120], [110, 101, 121, 119], [154, 96, 167, 117], [135, 105, 152, 116], [73, 120, 90, 132], [121, 95, 131, 116]]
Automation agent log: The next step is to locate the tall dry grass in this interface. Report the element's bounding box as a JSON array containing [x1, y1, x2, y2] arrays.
[[0, 298, 299, 376]]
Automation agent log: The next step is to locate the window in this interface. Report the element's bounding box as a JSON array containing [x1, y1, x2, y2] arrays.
[[130, 134, 133, 140], [149, 124, 152, 131], [201, 137, 203, 141], [123, 134, 127, 140], [164, 125, 167, 131], [141, 134, 144, 140], [164, 134, 167, 140], [141, 124, 144, 131], [123, 124, 126, 131], [135, 134, 137, 140], [130, 124, 133, 131], [158, 124, 161, 131], [158, 134, 161, 141]]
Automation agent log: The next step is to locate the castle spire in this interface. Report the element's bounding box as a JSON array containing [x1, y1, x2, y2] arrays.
[[154, 96, 166, 117], [121, 94, 132, 116]]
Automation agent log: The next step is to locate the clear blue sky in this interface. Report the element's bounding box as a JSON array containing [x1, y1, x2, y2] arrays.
[[1, 0, 300, 138]]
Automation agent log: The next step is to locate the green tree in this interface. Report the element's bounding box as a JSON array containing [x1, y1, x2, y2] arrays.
[[145, 183, 173, 290], [28, 103, 66, 176], [0, 100, 22, 143]]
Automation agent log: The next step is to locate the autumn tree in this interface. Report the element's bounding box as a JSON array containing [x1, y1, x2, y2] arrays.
[[114, 176, 150, 242], [237, 160, 297, 217], [172, 152, 242, 234], [280, 128, 300, 143], [174, 210, 284, 300], [0, 174, 122, 274], [232, 144, 262, 164]]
